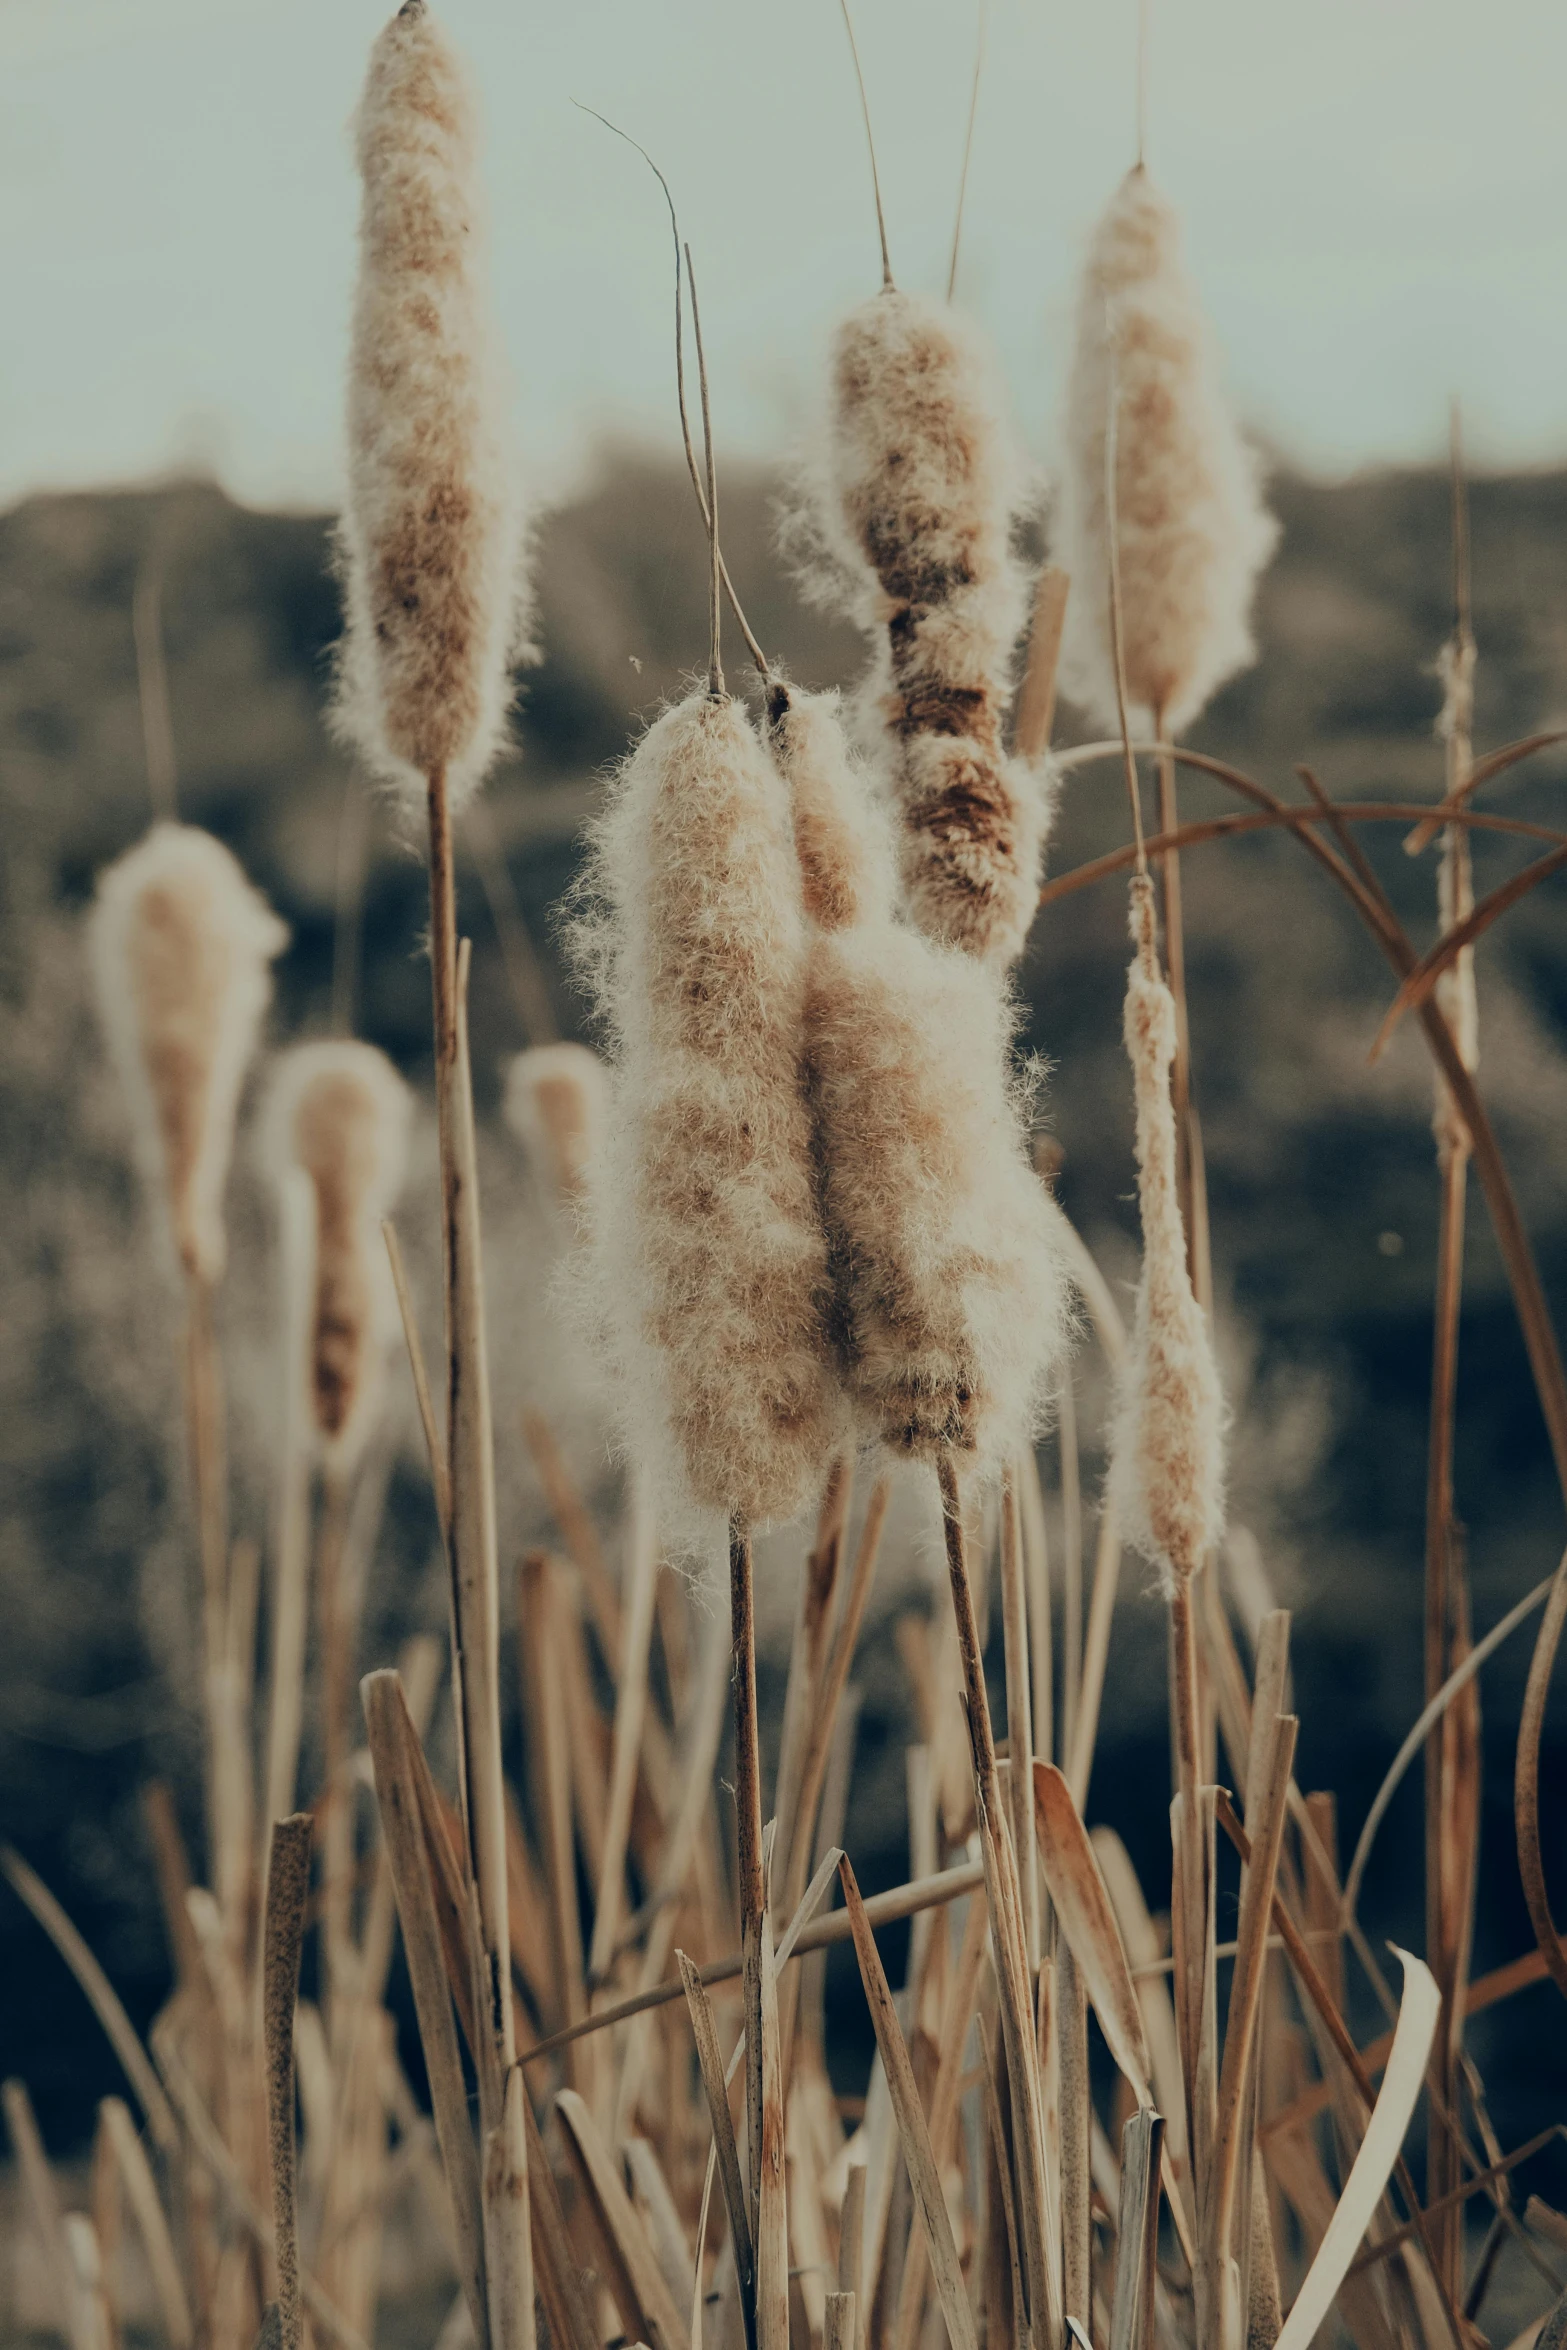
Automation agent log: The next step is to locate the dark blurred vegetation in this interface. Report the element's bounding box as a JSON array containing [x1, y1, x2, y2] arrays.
[[3, 448, 1567, 2174]]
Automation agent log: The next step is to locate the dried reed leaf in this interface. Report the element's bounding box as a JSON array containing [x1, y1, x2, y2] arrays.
[[98, 2097, 192, 2350], [588, 1493, 662, 1984], [835, 1857, 978, 2350], [1015, 569, 1071, 763], [1517, 1553, 1567, 2000], [4, 2077, 88, 2350], [755, 1913, 790, 2350], [1271, 1953, 1441, 2350], [555, 2089, 691, 2350], [677, 1949, 756, 2344], [481, 2067, 535, 2350], [360, 1672, 488, 2350], [1109, 2108, 1164, 2350], [1031, 1767, 1151, 2098], [0, 1848, 178, 2154]]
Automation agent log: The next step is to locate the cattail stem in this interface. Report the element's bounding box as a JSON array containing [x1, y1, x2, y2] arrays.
[[262, 1815, 313, 2350], [729, 1519, 765, 2264], [185, 1273, 244, 1943], [316, 1472, 355, 2036], [1154, 708, 1196, 1266], [425, 764, 514, 2119]]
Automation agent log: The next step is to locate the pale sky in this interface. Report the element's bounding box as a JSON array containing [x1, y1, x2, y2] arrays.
[[4, 0, 1566, 513]]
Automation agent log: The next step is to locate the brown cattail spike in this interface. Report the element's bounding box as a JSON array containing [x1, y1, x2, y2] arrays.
[[570, 690, 844, 1542], [771, 688, 1067, 1471], [265, 1042, 411, 1465], [90, 824, 288, 1285], [1054, 166, 1278, 738], [335, 0, 526, 813], [1108, 876, 1225, 1583], [808, 291, 1052, 966]]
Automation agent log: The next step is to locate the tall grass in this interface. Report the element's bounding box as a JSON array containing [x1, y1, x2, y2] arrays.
[[6, 12, 1567, 2350]]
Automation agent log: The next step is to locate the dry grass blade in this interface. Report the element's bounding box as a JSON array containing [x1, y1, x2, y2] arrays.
[[518, 2083, 598, 2350], [587, 1490, 659, 1982], [1342, 1561, 1557, 1924], [0, 1847, 179, 2156], [1037, 800, 1567, 912], [677, 1949, 756, 2344], [1033, 1765, 1151, 2099], [889, 1882, 989, 2350], [521, 1409, 622, 1668], [835, 1855, 979, 2350], [1404, 727, 1567, 855], [384, 1218, 450, 1539], [1058, 1942, 1092, 2345], [555, 2089, 691, 2350], [1207, 1720, 1297, 2327], [1110, 2108, 1164, 2350], [824, 2291, 857, 2350], [1067, 1496, 1124, 1810], [98, 2096, 193, 2350], [1000, 1472, 1038, 1962], [730, 1520, 766, 2258], [263, 1813, 314, 2350], [1271, 1952, 1442, 2350], [482, 2067, 535, 2350], [755, 1913, 790, 2350], [1015, 567, 1071, 762], [1517, 1552, 1567, 1999], [4, 2077, 88, 2350], [360, 1670, 488, 2348], [523, 1856, 985, 2065], [1370, 840, 1567, 1062]]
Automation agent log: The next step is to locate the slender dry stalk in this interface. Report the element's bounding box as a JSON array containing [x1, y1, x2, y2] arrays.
[[801, 290, 1051, 965], [262, 1816, 313, 2350]]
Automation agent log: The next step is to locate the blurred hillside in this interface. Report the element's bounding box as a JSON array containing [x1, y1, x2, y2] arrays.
[[3, 449, 1567, 2152]]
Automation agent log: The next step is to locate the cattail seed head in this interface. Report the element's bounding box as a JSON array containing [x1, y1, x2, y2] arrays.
[[264, 1041, 411, 1465], [1054, 167, 1278, 736], [90, 823, 288, 1286], [771, 687, 1067, 1470], [1109, 876, 1225, 1582], [334, 1, 526, 812], [503, 1043, 605, 1215], [570, 690, 844, 1542], [792, 290, 1050, 966]]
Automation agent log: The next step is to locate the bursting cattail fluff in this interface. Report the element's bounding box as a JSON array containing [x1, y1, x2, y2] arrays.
[[1054, 167, 1278, 735], [264, 1042, 411, 1466], [770, 685, 1067, 1468], [794, 290, 1050, 967], [334, 0, 526, 813], [570, 692, 844, 1541], [1109, 878, 1225, 1581], [503, 1043, 605, 1219], [90, 823, 288, 1285]]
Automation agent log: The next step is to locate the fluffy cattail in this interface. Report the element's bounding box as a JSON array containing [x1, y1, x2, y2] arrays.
[[571, 690, 844, 1540], [334, 0, 525, 812], [264, 1043, 411, 1465], [90, 823, 288, 1285], [1054, 167, 1278, 736], [1108, 877, 1225, 1580], [799, 290, 1050, 967], [503, 1043, 605, 1217], [770, 685, 1067, 1468]]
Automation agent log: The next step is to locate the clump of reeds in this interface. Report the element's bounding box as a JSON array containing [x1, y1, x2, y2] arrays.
[[572, 688, 845, 1539], [333, 0, 527, 815], [1108, 872, 1226, 1583], [795, 289, 1050, 966], [770, 682, 1066, 1467], [264, 1040, 411, 1464], [89, 822, 287, 1284], [1052, 164, 1278, 738]]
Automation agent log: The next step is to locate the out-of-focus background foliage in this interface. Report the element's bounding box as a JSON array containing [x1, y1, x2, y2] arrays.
[[3, 450, 1567, 2173]]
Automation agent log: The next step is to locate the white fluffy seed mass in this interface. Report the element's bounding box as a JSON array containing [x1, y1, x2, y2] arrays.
[[1109, 877, 1225, 1581], [1054, 167, 1278, 736], [90, 824, 288, 1286], [335, 0, 526, 813], [503, 1043, 605, 1215], [265, 1042, 411, 1465], [570, 691, 844, 1540], [770, 686, 1067, 1469], [798, 290, 1050, 967]]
